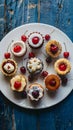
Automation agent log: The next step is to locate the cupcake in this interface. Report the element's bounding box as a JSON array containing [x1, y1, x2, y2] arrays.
[[54, 58, 71, 75], [10, 75, 27, 92], [45, 74, 61, 91], [28, 83, 44, 101], [45, 40, 62, 58], [1, 59, 17, 76], [28, 32, 44, 49], [10, 40, 27, 57], [27, 57, 43, 75]]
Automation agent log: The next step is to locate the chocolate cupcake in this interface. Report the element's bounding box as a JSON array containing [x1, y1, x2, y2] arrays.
[[28, 32, 44, 49]]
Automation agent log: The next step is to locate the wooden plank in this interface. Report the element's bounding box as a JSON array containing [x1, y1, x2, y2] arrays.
[[40, 0, 73, 41]]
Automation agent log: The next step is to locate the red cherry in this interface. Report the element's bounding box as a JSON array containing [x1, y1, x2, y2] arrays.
[[4, 52, 11, 59], [29, 52, 35, 59], [14, 81, 21, 89], [21, 35, 27, 42], [32, 36, 39, 44], [13, 45, 22, 53], [49, 79, 56, 86], [50, 45, 58, 54], [63, 52, 69, 58], [59, 63, 67, 71], [28, 75, 33, 82], [45, 34, 50, 41], [20, 66, 26, 74], [41, 71, 48, 78]]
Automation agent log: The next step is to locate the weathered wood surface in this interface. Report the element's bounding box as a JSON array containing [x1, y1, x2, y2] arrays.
[[0, 0, 73, 130]]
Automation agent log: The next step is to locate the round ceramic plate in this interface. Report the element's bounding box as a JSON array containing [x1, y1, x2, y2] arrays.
[[0, 23, 73, 109]]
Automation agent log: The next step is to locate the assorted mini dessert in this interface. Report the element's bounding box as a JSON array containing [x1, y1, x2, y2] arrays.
[[0, 30, 72, 104], [28, 83, 44, 101], [45, 74, 61, 91], [10, 75, 27, 92], [27, 57, 43, 75], [1, 59, 17, 76], [10, 40, 27, 57], [28, 32, 44, 48], [45, 40, 62, 58], [54, 58, 71, 76]]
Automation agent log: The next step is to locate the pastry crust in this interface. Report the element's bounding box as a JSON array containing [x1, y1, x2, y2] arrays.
[[54, 58, 71, 75], [10, 74, 27, 92], [45, 40, 62, 58], [1, 59, 17, 76], [45, 74, 61, 91]]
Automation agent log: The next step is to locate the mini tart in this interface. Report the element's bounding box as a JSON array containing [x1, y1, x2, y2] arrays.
[[28, 32, 44, 49], [45, 40, 62, 58], [10, 40, 27, 57], [28, 83, 44, 101], [10, 75, 27, 92], [1, 59, 17, 76], [54, 58, 71, 75], [27, 57, 43, 75], [45, 74, 61, 91]]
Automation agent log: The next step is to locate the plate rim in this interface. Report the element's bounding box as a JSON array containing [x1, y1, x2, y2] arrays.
[[0, 23, 73, 109]]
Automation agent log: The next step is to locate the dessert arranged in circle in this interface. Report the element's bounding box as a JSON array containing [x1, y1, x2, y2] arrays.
[[1, 59, 17, 76], [54, 58, 71, 75], [0, 29, 72, 105], [28, 32, 44, 48], [45, 40, 62, 58], [27, 57, 43, 75], [28, 83, 44, 101], [10, 40, 27, 57], [10, 75, 27, 92], [45, 74, 61, 91]]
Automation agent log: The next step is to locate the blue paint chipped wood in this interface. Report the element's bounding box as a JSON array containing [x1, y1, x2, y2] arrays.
[[0, 0, 73, 130]]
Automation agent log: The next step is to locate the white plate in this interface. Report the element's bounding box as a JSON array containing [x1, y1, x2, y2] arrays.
[[0, 23, 73, 109]]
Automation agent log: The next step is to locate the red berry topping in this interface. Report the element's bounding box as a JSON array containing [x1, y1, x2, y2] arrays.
[[46, 56, 52, 64], [45, 34, 50, 41], [32, 36, 39, 44], [20, 66, 26, 74], [14, 81, 21, 89], [63, 52, 69, 58], [28, 75, 33, 82], [21, 35, 27, 42], [41, 71, 48, 78], [29, 52, 35, 59], [13, 45, 22, 53], [61, 76, 68, 86], [4, 52, 11, 59], [50, 44, 58, 54], [49, 79, 56, 86], [32, 90, 39, 98], [59, 63, 67, 71]]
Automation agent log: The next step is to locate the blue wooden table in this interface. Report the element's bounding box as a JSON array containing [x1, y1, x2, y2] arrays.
[[0, 0, 73, 130]]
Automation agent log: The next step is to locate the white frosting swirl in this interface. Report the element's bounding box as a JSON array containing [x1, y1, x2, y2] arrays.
[[27, 57, 43, 73]]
